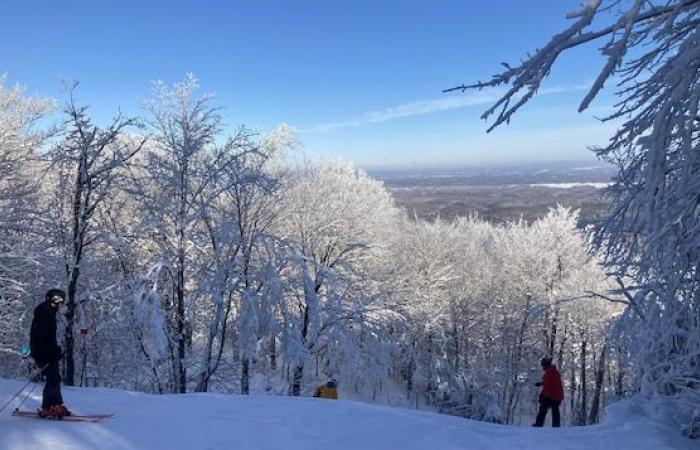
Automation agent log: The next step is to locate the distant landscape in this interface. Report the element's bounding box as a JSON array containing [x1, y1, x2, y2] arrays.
[[371, 161, 614, 224]]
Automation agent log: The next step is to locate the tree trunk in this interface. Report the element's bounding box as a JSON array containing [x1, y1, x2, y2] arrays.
[[451, 308, 460, 373], [291, 364, 303, 396], [615, 347, 625, 397], [269, 336, 277, 370], [569, 347, 576, 422], [63, 273, 77, 386], [548, 307, 558, 356], [196, 290, 226, 393], [241, 358, 250, 395], [176, 258, 186, 393], [64, 161, 86, 387], [174, 153, 189, 394], [291, 302, 310, 396], [578, 339, 587, 425], [168, 337, 178, 393], [557, 316, 568, 368], [405, 359, 413, 399], [173, 195, 188, 394], [588, 342, 607, 424]]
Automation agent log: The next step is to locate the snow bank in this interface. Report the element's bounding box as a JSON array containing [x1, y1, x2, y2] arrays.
[[0, 379, 694, 450]]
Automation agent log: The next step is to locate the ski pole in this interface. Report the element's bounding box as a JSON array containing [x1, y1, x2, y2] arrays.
[[14, 381, 39, 413], [0, 364, 48, 415]]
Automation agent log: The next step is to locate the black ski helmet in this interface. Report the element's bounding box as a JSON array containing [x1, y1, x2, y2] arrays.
[[540, 357, 553, 368], [46, 289, 66, 306]]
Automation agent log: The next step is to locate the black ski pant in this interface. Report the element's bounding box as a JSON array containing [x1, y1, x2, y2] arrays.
[[534, 396, 561, 427], [41, 361, 63, 409]]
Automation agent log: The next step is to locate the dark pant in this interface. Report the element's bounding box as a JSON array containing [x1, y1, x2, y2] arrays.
[[534, 397, 561, 427], [41, 361, 63, 409]]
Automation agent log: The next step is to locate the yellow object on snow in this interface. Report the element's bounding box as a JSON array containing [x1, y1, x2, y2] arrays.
[[313, 381, 338, 399]]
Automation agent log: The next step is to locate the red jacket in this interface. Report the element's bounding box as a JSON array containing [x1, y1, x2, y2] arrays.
[[541, 365, 564, 401]]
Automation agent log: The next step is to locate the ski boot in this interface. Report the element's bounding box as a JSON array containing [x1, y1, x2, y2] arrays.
[[37, 406, 60, 419], [54, 404, 72, 417]]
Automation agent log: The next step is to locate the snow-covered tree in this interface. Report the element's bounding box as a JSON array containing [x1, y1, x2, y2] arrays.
[[195, 124, 294, 393], [387, 207, 619, 424], [278, 160, 400, 395], [0, 77, 54, 369], [45, 86, 146, 386], [135, 74, 224, 393], [446, 0, 700, 435]]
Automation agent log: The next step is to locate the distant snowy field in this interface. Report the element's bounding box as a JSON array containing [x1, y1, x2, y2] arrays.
[[0, 379, 693, 450], [527, 182, 610, 189]]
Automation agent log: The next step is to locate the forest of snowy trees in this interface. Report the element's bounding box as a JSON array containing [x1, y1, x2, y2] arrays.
[[1, 0, 699, 438], [0, 74, 627, 427]]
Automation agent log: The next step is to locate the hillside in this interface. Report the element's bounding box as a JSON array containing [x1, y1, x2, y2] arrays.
[[0, 379, 692, 450], [373, 163, 613, 223]]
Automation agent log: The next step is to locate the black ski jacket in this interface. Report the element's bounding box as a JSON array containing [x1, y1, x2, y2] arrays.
[[30, 301, 62, 366]]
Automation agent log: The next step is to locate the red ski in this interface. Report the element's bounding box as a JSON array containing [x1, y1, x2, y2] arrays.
[[11, 410, 114, 422]]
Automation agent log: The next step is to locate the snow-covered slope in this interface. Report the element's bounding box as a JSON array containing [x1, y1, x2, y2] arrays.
[[0, 379, 693, 450]]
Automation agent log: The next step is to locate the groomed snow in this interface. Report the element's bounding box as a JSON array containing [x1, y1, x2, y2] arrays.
[[0, 379, 694, 450]]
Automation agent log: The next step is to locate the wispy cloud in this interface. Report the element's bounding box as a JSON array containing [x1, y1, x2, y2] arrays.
[[301, 83, 591, 133]]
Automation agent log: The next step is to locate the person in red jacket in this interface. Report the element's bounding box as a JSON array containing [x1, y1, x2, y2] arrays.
[[533, 357, 564, 427]]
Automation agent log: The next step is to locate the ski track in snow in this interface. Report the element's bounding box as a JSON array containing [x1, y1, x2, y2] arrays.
[[0, 379, 693, 450]]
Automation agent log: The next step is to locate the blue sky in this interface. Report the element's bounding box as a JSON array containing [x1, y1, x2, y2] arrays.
[[1, 0, 618, 169]]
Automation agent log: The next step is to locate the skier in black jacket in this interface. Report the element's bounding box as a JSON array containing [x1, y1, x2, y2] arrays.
[[30, 289, 71, 418]]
